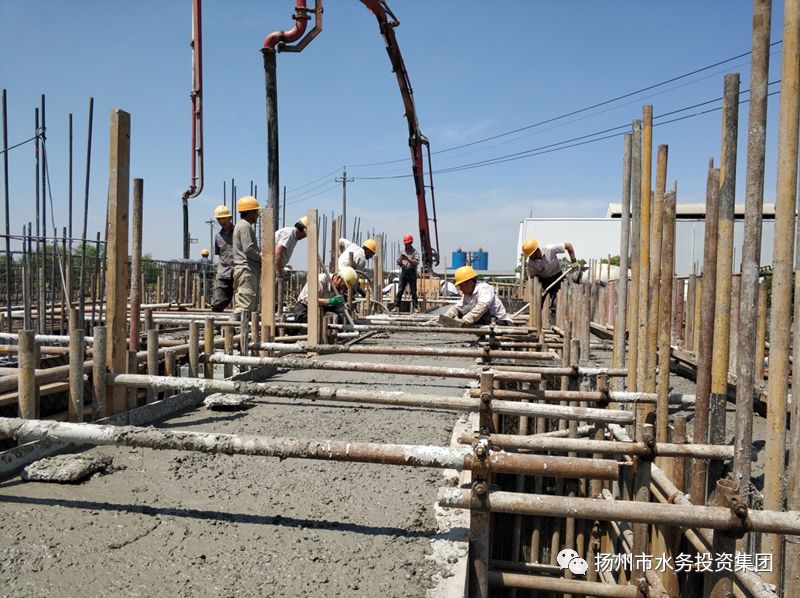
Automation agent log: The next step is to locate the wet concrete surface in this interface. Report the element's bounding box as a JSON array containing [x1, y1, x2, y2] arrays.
[[0, 331, 478, 598]]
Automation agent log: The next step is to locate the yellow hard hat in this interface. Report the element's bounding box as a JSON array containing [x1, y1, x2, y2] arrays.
[[362, 238, 376, 253], [454, 265, 477, 287], [236, 195, 259, 212], [522, 238, 539, 257], [296, 215, 309, 230], [200, 248, 209, 257], [213, 205, 232, 219], [339, 266, 357, 287]]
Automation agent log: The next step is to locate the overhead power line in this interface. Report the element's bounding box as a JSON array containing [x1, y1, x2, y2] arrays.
[[347, 40, 783, 169]]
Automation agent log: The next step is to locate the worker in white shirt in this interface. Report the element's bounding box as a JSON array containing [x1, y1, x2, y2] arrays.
[[293, 266, 358, 325], [337, 238, 376, 272], [522, 238, 577, 309], [445, 266, 513, 326], [275, 216, 308, 276]]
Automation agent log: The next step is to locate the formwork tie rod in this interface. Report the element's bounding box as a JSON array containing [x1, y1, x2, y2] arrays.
[[0, 418, 619, 480]]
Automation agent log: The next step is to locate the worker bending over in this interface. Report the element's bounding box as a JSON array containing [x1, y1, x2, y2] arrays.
[[446, 266, 513, 326], [232, 196, 261, 321], [275, 216, 308, 276], [337, 237, 376, 272], [522, 238, 577, 309], [211, 204, 234, 312], [294, 266, 357, 324], [392, 233, 419, 312]]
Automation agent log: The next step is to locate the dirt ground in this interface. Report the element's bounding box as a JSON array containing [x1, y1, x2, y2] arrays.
[[0, 331, 476, 598]]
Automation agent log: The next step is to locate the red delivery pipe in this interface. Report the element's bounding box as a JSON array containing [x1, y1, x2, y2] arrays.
[[263, 0, 310, 51]]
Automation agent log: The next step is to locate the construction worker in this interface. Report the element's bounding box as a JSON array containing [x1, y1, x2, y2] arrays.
[[445, 266, 513, 326], [522, 238, 577, 309], [211, 204, 234, 312], [293, 266, 357, 325], [337, 237, 376, 272], [392, 233, 419, 312], [232, 196, 261, 321], [275, 216, 308, 276]]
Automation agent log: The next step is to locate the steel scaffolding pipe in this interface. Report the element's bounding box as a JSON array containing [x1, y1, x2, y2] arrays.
[[250, 341, 557, 362], [0, 418, 618, 480], [467, 432, 734, 460], [204, 353, 545, 383], [438, 489, 800, 535], [489, 571, 640, 598], [105, 373, 634, 424], [469, 388, 695, 406]]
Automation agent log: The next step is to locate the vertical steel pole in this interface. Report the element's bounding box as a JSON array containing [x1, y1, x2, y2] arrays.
[[656, 190, 676, 443], [690, 165, 720, 505], [627, 120, 642, 392], [204, 317, 214, 379], [766, 0, 800, 586], [17, 329, 36, 420], [147, 328, 158, 403], [130, 178, 143, 351], [709, 74, 740, 487], [79, 98, 94, 318], [2, 90, 11, 332], [92, 325, 106, 420], [613, 132, 632, 385], [307, 209, 320, 345], [189, 321, 200, 378], [645, 145, 668, 406], [68, 308, 84, 423], [67, 112, 73, 307], [635, 106, 652, 400]]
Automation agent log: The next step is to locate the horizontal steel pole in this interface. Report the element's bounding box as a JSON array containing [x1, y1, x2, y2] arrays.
[[0, 418, 617, 479], [489, 571, 640, 598], [474, 433, 734, 459], [205, 354, 544, 383], [0, 332, 95, 346], [250, 341, 556, 361], [106, 373, 633, 424], [438, 489, 800, 535], [470, 388, 695, 406]]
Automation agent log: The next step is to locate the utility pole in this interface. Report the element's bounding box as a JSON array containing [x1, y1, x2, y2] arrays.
[[335, 168, 354, 238], [205, 219, 214, 266]]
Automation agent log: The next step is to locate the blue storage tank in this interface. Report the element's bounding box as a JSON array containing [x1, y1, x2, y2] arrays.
[[451, 249, 467, 269], [473, 249, 488, 271]]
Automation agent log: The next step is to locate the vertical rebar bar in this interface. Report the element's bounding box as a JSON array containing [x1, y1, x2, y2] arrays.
[[690, 164, 720, 505], [204, 317, 214, 379], [766, 0, 800, 585]]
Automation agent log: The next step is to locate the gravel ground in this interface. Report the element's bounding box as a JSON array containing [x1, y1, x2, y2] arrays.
[[0, 331, 476, 598]]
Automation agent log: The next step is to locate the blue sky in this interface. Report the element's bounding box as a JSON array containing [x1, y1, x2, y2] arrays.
[[0, 1, 786, 270]]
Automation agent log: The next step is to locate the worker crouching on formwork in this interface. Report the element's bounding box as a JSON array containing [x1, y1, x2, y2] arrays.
[[293, 266, 358, 325], [445, 266, 513, 326], [338, 237, 376, 297]]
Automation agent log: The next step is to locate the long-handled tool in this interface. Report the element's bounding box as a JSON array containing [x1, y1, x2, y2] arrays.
[[541, 263, 580, 298]]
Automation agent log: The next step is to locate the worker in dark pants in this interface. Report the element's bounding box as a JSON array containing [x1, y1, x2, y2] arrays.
[[211, 205, 234, 312], [293, 266, 357, 326], [522, 238, 577, 311], [392, 233, 420, 313]]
